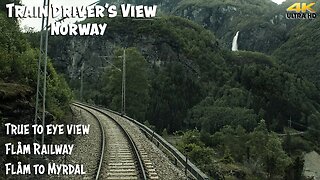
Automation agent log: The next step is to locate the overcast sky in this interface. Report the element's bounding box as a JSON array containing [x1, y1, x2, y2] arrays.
[[19, 0, 287, 31], [20, 0, 98, 31]]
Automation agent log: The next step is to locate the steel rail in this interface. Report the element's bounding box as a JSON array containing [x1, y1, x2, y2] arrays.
[[73, 102, 148, 180], [75, 101, 210, 180], [72, 103, 105, 180]]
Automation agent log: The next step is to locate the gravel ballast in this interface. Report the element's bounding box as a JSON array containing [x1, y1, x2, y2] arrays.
[[103, 110, 188, 180]]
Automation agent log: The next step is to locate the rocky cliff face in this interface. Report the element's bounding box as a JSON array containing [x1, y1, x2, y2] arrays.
[[170, 1, 296, 54], [98, 0, 179, 12], [97, 0, 299, 54], [48, 17, 220, 82], [50, 0, 320, 87], [50, 33, 170, 80]]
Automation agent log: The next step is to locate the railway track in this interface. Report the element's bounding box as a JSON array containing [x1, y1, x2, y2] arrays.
[[72, 104, 105, 180], [73, 102, 158, 180]]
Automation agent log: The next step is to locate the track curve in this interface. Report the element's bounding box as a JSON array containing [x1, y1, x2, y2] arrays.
[[72, 102, 148, 180]]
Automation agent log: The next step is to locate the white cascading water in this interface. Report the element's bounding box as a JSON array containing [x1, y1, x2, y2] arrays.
[[232, 31, 239, 51]]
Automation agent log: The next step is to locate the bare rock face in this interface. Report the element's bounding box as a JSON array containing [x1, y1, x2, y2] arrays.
[[172, 2, 292, 54], [95, 0, 298, 54], [48, 17, 220, 83], [49, 0, 303, 80]]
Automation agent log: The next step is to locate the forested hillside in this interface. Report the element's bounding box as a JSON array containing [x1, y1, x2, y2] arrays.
[[97, 0, 296, 54], [43, 11, 320, 178], [161, 0, 320, 92], [274, 18, 320, 87], [1, 0, 320, 179], [0, 1, 73, 177]]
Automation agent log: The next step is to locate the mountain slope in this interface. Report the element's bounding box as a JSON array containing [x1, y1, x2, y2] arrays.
[[97, 0, 300, 54], [170, 0, 296, 54], [42, 11, 320, 179], [273, 18, 320, 87], [46, 16, 320, 134]]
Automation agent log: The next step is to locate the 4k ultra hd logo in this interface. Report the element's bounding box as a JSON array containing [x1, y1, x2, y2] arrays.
[[286, 2, 317, 19]]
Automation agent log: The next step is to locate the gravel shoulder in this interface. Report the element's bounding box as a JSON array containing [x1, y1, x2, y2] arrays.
[[49, 105, 102, 179]]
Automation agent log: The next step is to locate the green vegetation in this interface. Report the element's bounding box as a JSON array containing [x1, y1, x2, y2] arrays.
[[49, 15, 320, 179], [186, 50, 320, 134], [273, 18, 320, 87], [3, 0, 320, 178], [101, 48, 150, 121], [28, 1, 320, 178], [0, 2, 73, 177], [0, 11, 72, 119], [178, 121, 292, 179], [169, 0, 289, 54]]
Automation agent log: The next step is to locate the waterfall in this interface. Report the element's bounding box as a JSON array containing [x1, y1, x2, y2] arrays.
[[232, 31, 239, 51]]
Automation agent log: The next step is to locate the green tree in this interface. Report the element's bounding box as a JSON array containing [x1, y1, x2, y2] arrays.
[[177, 130, 215, 172], [248, 120, 292, 179], [0, 11, 72, 119], [285, 156, 304, 180], [0, 0, 21, 17], [307, 113, 320, 144], [147, 63, 203, 133], [189, 105, 259, 133], [104, 47, 150, 121], [264, 133, 292, 179]]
